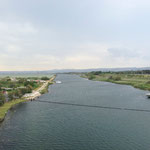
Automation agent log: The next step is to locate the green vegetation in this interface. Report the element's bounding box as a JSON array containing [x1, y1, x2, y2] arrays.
[[0, 99, 26, 122], [0, 75, 55, 123], [40, 82, 53, 94], [0, 77, 41, 103], [0, 76, 51, 106], [82, 71, 150, 91], [41, 76, 50, 80], [40, 86, 48, 94], [0, 92, 5, 106]]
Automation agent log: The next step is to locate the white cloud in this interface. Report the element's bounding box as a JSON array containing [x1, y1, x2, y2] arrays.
[[107, 48, 140, 58], [0, 21, 39, 54], [0, 22, 37, 37], [0, 0, 150, 70]]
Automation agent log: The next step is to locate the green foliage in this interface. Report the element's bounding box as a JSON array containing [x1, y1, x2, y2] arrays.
[[14, 90, 22, 98], [8, 92, 14, 101], [91, 71, 102, 75], [0, 92, 5, 106], [41, 76, 49, 80], [26, 85, 32, 93], [27, 77, 39, 80], [112, 76, 121, 81], [40, 89, 47, 94], [108, 76, 113, 80], [83, 72, 150, 91], [88, 74, 95, 80], [9, 82, 16, 88], [40, 85, 49, 94], [146, 81, 150, 84], [0, 99, 26, 121], [18, 78, 26, 84], [108, 75, 121, 81]]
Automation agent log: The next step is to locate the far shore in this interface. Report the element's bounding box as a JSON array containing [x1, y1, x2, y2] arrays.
[[81, 72, 150, 92], [0, 75, 56, 123]]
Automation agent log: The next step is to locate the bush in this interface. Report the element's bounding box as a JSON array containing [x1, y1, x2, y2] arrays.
[[113, 76, 121, 81], [41, 77, 49, 80], [26, 85, 32, 93], [88, 75, 95, 80], [91, 71, 102, 75], [108, 76, 113, 80], [108, 76, 121, 81], [0, 92, 5, 106], [14, 90, 22, 98], [146, 81, 150, 84], [8, 92, 14, 101]]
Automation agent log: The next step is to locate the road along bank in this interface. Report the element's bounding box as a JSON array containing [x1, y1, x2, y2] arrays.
[[0, 75, 56, 123]]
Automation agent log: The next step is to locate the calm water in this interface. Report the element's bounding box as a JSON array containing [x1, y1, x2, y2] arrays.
[[0, 74, 150, 150]]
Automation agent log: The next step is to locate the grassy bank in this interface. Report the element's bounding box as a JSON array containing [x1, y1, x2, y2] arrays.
[[0, 99, 26, 122], [40, 82, 53, 94], [82, 73, 150, 91], [0, 75, 56, 123], [40, 76, 55, 94]]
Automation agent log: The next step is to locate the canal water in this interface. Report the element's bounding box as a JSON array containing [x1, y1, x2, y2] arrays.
[[0, 74, 150, 150]]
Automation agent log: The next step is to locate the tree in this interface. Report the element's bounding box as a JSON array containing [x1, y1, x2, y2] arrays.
[[41, 76, 49, 80], [91, 71, 102, 75], [9, 82, 16, 88], [88, 74, 95, 80], [0, 92, 5, 106], [26, 85, 32, 93], [113, 76, 121, 81], [14, 90, 22, 98], [8, 92, 14, 101], [0, 84, 2, 91], [18, 78, 26, 84], [24, 81, 30, 86]]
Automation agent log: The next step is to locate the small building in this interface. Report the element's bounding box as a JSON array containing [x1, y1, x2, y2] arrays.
[[1, 87, 13, 91]]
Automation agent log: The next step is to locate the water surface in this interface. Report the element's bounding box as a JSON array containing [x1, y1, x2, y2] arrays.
[[0, 74, 150, 150]]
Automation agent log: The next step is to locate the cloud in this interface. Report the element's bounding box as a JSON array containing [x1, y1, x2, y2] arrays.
[[0, 21, 38, 55], [107, 48, 140, 58], [0, 0, 150, 70]]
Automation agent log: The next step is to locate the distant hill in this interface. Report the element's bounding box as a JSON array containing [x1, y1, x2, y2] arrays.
[[0, 67, 150, 76], [49, 67, 150, 73]]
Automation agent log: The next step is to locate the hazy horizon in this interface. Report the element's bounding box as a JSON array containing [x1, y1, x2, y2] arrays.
[[0, 0, 150, 71], [0, 66, 150, 73]]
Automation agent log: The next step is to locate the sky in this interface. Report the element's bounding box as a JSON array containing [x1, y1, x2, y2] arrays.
[[0, 0, 150, 71]]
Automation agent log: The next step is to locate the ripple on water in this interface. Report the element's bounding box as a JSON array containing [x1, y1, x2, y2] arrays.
[[1, 74, 150, 150]]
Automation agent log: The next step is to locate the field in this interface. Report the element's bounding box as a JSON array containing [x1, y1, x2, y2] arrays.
[[82, 73, 150, 91], [0, 73, 53, 78]]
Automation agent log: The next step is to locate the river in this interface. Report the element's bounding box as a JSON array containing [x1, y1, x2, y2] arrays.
[[0, 74, 150, 150]]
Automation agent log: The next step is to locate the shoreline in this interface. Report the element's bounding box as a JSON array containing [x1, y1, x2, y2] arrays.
[[23, 75, 56, 100], [0, 99, 26, 123], [0, 75, 56, 123], [81, 74, 150, 92]]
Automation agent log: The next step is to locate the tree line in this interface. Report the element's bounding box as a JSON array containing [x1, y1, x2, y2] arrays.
[[0, 76, 50, 106]]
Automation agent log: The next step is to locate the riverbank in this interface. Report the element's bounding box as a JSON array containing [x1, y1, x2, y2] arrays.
[[81, 73, 150, 91], [0, 99, 26, 122], [23, 75, 56, 100], [0, 75, 56, 123], [1, 74, 150, 150]]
